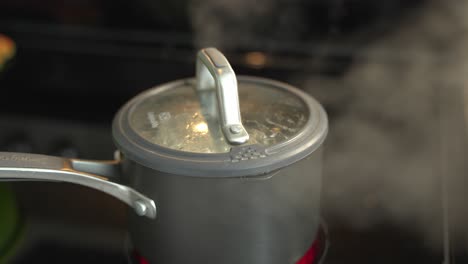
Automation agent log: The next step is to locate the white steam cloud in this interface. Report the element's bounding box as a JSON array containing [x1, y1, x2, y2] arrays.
[[189, 0, 468, 251]]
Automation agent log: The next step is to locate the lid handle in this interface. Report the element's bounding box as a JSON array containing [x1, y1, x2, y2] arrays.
[[196, 48, 249, 144]]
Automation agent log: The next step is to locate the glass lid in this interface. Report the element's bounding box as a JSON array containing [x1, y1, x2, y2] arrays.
[[129, 79, 309, 154], [113, 47, 328, 177]]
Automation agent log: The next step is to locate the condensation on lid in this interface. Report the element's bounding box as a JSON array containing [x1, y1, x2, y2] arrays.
[[129, 79, 310, 154]]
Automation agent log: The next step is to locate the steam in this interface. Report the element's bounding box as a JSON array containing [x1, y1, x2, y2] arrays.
[[189, 0, 304, 49], [305, 0, 468, 250], [189, 0, 468, 250]]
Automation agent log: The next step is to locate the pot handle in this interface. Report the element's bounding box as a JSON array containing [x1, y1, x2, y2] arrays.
[[196, 47, 249, 144], [0, 152, 156, 219]]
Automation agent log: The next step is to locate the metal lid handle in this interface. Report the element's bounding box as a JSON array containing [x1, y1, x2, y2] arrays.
[[196, 48, 249, 144]]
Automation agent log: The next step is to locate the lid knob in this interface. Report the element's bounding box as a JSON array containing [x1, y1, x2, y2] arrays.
[[196, 48, 249, 144]]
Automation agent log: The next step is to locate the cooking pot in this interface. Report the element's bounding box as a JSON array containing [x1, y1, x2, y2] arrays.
[[0, 48, 328, 264]]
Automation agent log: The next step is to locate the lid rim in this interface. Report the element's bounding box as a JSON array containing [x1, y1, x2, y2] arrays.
[[112, 76, 328, 177]]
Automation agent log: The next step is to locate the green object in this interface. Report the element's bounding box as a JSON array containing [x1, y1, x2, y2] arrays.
[[0, 183, 19, 262]]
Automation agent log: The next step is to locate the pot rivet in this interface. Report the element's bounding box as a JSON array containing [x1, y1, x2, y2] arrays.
[[229, 125, 242, 134], [134, 200, 147, 216]]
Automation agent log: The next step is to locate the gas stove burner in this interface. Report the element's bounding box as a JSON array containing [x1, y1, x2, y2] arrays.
[[129, 221, 329, 264]]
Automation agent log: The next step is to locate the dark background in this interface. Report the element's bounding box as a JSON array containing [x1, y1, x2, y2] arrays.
[[0, 0, 466, 263]]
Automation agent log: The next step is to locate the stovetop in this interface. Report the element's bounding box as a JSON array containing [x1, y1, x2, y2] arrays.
[[2, 1, 468, 263], [0, 112, 448, 264]]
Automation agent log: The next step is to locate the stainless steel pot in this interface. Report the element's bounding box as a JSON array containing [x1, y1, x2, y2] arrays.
[[0, 48, 328, 264]]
